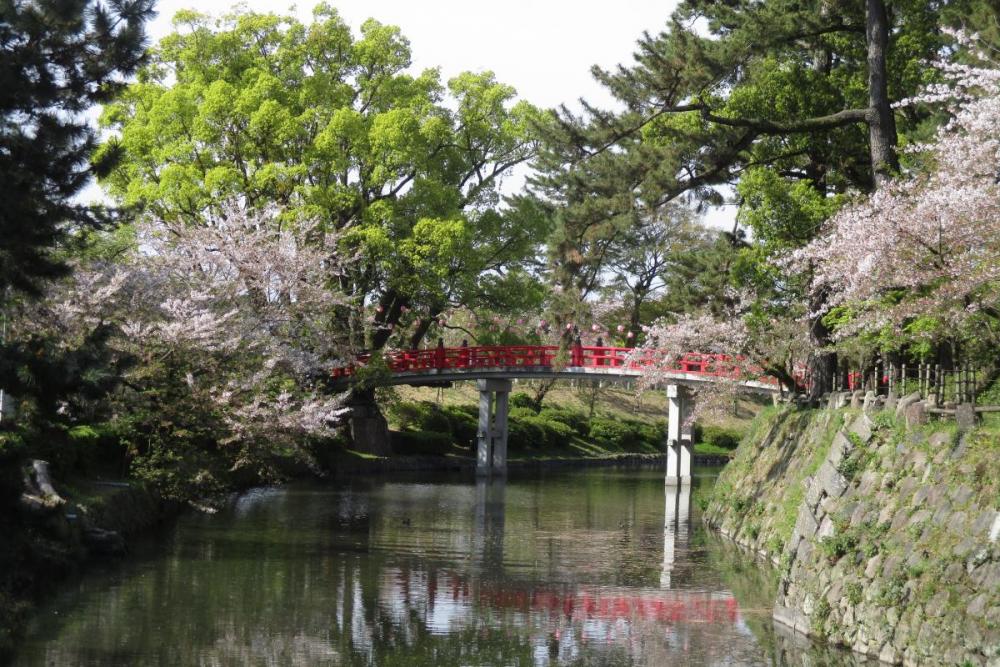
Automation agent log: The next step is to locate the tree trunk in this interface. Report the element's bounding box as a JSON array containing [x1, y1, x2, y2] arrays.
[[531, 378, 557, 410], [348, 291, 407, 455], [347, 387, 392, 456], [408, 307, 442, 350], [807, 288, 836, 402], [866, 0, 899, 187]]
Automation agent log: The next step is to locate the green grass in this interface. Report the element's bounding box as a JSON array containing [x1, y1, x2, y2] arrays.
[[694, 442, 736, 457]]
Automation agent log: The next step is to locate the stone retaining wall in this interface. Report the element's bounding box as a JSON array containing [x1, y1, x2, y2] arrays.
[[706, 406, 1000, 666]]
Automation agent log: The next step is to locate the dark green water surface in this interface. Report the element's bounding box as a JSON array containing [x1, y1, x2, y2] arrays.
[[11, 467, 869, 666]]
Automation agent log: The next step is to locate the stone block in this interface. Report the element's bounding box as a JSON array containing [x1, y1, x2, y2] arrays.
[[850, 390, 864, 408], [863, 390, 877, 413], [904, 402, 926, 429], [773, 605, 810, 635], [928, 432, 951, 450], [884, 390, 898, 412], [949, 484, 974, 506], [828, 432, 853, 467], [849, 502, 867, 527], [877, 502, 897, 525], [833, 391, 850, 409], [817, 460, 849, 498], [796, 537, 814, 563], [817, 515, 836, 539], [820, 496, 840, 516], [804, 480, 823, 512], [879, 643, 900, 665], [956, 402, 978, 433], [895, 391, 922, 418], [857, 470, 879, 496], [865, 554, 883, 579], [972, 510, 996, 535], [849, 414, 874, 442], [794, 504, 819, 539]]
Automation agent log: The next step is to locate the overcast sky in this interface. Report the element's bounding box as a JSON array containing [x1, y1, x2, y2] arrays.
[[97, 0, 736, 226], [145, 0, 679, 110]]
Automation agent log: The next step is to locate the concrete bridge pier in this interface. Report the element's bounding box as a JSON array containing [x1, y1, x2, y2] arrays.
[[665, 384, 693, 486], [477, 379, 512, 475]]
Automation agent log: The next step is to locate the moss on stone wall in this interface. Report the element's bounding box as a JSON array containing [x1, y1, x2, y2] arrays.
[[708, 404, 1000, 666], [704, 406, 846, 563]]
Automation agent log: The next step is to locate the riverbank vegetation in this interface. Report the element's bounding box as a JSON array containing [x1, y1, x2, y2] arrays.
[[3, 0, 1000, 657]]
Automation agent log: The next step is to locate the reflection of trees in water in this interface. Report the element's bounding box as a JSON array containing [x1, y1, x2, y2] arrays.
[[15, 471, 869, 666]]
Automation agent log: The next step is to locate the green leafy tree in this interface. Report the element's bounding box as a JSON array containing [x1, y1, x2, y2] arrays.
[[599, 204, 703, 338], [656, 227, 748, 320], [97, 6, 547, 450]]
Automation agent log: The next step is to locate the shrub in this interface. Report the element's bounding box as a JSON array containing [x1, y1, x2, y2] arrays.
[[588, 418, 636, 447], [391, 430, 453, 456], [390, 401, 452, 434], [818, 530, 858, 564], [508, 417, 545, 450], [699, 425, 743, 450], [509, 392, 538, 411], [524, 416, 575, 449], [538, 407, 588, 435], [634, 422, 666, 448], [508, 406, 539, 422], [441, 406, 477, 445]]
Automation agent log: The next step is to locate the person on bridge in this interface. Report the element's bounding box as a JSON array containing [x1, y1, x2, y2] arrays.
[[595, 337, 606, 367], [459, 339, 470, 368], [435, 337, 446, 369], [572, 335, 584, 367]]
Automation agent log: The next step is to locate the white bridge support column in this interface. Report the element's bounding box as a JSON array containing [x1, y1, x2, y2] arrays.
[[477, 379, 512, 475], [665, 384, 693, 486]]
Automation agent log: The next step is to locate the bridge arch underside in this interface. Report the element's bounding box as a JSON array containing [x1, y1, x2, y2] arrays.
[[338, 366, 777, 485]]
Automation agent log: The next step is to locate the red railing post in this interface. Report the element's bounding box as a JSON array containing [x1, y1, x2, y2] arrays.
[[571, 337, 584, 366]]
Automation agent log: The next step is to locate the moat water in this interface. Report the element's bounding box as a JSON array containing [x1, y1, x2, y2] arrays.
[[11, 467, 870, 666]]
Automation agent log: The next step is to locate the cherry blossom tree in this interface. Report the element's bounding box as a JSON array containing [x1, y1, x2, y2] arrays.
[[627, 303, 810, 420], [19, 201, 355, 498], [795, 37, 1000, 352]]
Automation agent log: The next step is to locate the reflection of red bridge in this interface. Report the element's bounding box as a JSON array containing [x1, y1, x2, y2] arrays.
[[422, 570, 740, 625], [331, 344, 779, 393], [478, 585, 740, 624]]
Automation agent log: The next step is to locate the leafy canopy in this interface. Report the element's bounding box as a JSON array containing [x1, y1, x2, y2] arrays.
[[98, 5, 548, 351]]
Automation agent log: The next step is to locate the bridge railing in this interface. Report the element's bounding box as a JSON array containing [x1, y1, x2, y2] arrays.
[[330, 345, 776, 385]]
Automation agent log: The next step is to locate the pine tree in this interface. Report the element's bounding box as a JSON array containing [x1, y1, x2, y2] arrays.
[[0, 0, 155, 296], [533, 0, 983, 397]]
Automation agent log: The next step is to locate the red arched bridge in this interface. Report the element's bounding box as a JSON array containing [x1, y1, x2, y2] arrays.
[[332, 344, 781, 482], [331, 344, 779, 392]]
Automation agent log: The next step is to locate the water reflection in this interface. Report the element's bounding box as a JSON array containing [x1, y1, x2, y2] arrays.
[[11, 469, 864, 666], [661, 481, 691, 589]]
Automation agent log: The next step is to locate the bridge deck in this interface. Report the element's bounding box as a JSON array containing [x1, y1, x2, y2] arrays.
[[331, 345, 780, 393]]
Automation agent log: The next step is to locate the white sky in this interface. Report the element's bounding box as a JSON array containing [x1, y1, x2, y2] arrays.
[[146, 0, 679, 111], [93, 0, 737, 227]]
